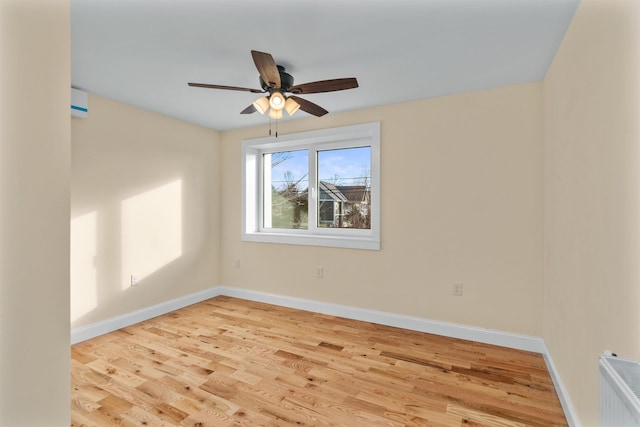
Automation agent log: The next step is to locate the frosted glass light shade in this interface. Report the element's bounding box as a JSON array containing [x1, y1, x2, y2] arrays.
[[269, 92, 285, 111], [252, 97, 269, 114], [268, 108, 283, 119], [285, 98, 300, 116]]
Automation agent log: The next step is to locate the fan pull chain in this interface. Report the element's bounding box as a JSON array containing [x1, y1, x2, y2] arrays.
[[267, 115, 278, 138]]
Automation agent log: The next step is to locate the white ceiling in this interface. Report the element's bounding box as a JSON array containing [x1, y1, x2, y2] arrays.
[[71, 0, 579, 131]]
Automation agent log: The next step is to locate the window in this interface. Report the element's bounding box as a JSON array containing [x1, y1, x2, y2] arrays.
[[242, 122, 380, 250]]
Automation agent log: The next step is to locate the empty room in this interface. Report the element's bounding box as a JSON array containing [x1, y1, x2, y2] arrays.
[[1, 0, 639, 426]]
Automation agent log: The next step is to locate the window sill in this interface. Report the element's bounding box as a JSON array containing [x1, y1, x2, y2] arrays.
[[242, 231, 380, 251]]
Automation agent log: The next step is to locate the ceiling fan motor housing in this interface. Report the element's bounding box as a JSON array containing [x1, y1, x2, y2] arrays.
[[260, 65, 294, 92]]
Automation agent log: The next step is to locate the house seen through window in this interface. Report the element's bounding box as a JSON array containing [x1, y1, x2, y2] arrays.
[[264, 147, 371, 231]]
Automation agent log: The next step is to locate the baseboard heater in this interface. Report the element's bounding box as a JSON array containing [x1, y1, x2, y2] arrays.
[[600, 352, 640, 427]]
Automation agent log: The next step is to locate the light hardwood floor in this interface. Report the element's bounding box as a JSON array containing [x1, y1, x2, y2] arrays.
[[71, 296, 568, 426]]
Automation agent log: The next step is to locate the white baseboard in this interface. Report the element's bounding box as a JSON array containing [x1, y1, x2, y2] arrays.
[[541, 343, 582, 427], [70, 285, 579, 426], [216, 286, 547, 353], [70, 287, 220, 344]]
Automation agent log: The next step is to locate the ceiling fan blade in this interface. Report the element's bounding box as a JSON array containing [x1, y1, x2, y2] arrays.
[[251, 50, 281, 89], [187, 83, 264, 93], [289, 78, 358, 94], [240, 104, 256, 114], [188, 82, 263, 93], [290, 96, 328, 117]]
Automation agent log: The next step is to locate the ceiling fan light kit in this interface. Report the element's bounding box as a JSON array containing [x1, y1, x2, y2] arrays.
[[188, 50, 359, 135]]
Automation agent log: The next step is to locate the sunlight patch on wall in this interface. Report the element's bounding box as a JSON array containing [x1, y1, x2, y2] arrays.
[[121, 179, 183, 290], [70, 211, 98, 322]]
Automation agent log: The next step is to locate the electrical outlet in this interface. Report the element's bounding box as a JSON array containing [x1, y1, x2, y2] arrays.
[[131, 275, 140, 287], [453, 283, 463, 296], [316, 267, 324, 279], [234, 258, 241, 269]]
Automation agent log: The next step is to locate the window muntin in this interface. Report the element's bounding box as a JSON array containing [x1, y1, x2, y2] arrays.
[[242, 122, 380, 250]]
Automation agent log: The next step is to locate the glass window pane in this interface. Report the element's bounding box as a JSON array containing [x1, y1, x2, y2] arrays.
[[263, 150, 308, 229], [317, 146, 371, 229]]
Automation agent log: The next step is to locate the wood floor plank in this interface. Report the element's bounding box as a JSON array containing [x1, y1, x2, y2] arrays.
[[71, 296, 567, 426]]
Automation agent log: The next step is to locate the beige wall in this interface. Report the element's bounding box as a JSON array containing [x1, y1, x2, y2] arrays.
[[543, 0, 640, 424], [221, 83, 543, 337], [71, 94, 221, 328], [0, 0, 71, 425]]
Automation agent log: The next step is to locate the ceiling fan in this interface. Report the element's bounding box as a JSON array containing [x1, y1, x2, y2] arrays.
[[188, 50, 358, 120]]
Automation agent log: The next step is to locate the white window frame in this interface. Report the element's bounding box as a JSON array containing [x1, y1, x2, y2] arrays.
[[242, 122, 380, 250]]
